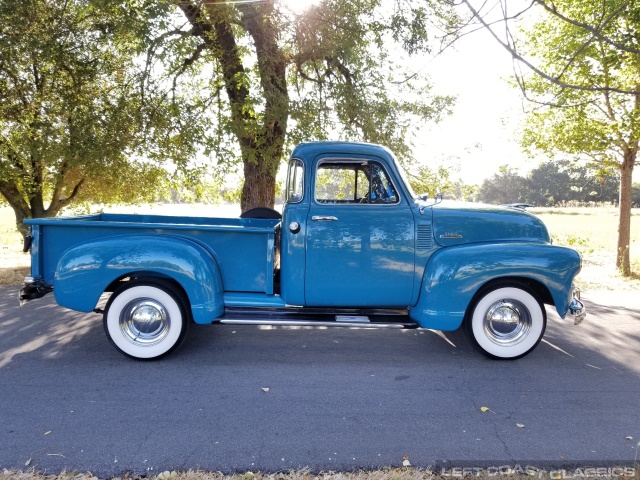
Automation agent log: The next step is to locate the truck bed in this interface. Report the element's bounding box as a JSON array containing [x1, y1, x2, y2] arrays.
[[25, 213, 281, 294]]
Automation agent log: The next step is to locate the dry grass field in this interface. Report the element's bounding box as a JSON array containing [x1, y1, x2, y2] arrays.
[[1, 205, 639, 290], [530, 207, 640, 291], [0, 207, 30, 285]]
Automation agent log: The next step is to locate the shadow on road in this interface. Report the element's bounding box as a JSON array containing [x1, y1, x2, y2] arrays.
[[0, 288, 105, 368]]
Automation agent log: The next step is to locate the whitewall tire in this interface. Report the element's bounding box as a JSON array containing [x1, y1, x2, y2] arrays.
[[464, 284, 546, 359], [104, 281, 189, 360]]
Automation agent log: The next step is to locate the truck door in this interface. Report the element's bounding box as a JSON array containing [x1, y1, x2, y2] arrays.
[[304, 158, 415, 307]]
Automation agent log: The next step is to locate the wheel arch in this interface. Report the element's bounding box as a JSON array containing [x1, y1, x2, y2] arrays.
[[104, 273, 195, 323], [468, 276, 554, 311], [54, 235, 224, 324]]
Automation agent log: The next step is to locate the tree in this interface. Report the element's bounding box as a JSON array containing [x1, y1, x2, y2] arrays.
[[166, 0, 458, 213], [526, 160, 619, 206], [461, 0, 639, 275], [477, 165, 531, 205], [527, 161, 573, 206], [0, 0, 210, 239], [475, 161, 620, 206], [406, 164, 454, 199]]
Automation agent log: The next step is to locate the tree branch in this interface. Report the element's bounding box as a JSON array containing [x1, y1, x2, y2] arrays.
[[170, 42, 208, 93], [0, 179, 31, 219], [49, 161, 69, 210], [532, 0, 640, 55], [459, 0, 639, 95], [295, 62, 322, 85], [325, 56, 353, 86], [179, 0, 260, 161], [142, 27, 193, 97], [59, 178, 85, 207]]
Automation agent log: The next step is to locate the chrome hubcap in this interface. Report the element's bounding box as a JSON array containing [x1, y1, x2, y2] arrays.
[[483, 299, 531, 346], [119, 299, 170, 346]]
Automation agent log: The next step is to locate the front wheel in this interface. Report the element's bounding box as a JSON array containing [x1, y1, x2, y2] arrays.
[[103, 280, 189, 360], [464, 284, 546, 359]]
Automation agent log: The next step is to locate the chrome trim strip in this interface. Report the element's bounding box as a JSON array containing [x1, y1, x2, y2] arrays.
[[219, 319, 413, 329]]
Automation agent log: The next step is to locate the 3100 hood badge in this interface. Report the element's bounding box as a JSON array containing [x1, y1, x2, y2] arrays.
[[439, 232, 463, 239]]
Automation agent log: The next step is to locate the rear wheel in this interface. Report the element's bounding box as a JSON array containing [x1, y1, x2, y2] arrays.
[[103, 280, 189, 360], [464, 283, 546, 359]]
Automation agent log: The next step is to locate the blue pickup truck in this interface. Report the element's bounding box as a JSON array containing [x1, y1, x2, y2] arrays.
[[20, 141, 585, 360]]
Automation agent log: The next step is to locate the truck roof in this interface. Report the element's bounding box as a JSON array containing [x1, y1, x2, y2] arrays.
[[291, 141, 394, 160]]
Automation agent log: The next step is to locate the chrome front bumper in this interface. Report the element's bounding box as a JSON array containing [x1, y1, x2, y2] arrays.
[[568, 287, 586, 325]]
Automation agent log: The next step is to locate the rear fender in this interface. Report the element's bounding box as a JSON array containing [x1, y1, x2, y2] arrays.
[[54, 235, 224, 324], [409, 243, 581, 330]]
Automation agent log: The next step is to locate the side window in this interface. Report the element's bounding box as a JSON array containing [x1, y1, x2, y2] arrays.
[[315, 161, 399, 204], [286, 158, 304, 203], [355, 169, 370, 199], [370, 163, 398, 204], [316, 164, 361, 202]]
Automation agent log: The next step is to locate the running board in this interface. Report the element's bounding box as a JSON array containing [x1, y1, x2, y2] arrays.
[[219, 319, 417, 329], [219, 306, 418, 329]]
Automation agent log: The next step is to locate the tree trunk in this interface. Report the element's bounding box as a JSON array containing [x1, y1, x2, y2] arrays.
[[0, 181, 34, 241], [0, 168, 81, 241], [241, 159, 277, 210], [179, 2, 288, 214], [11, 206, 30, 242], [616, 149, 636, 276], [237, 5, 289, 212], [4, 192, 54, 242]]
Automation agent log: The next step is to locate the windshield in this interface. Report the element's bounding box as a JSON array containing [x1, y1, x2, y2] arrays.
[[392, 156, 418, 200]]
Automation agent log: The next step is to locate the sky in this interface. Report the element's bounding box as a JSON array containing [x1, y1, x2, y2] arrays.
[[415, 11, 639, 186], [416, 25, 536, 185]]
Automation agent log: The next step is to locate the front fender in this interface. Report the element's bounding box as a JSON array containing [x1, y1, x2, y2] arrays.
[[409, 243, 581, 330], [54, 235, 224, 324]]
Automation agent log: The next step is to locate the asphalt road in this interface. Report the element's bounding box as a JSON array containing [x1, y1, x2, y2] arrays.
[[1, 285, 639, 477]]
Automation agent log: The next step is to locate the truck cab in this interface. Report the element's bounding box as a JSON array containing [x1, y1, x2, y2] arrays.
[[280, 142, 423, 308]]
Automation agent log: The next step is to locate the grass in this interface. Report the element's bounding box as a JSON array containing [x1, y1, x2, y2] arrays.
[[2, 468, 638, 480], [0, 468, 461, 480]]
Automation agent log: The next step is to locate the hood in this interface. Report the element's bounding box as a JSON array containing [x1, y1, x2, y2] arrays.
[[430, 201, 551, 247]]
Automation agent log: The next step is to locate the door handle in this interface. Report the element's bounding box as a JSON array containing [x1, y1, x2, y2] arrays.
[[312, 216, 338, 222]]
